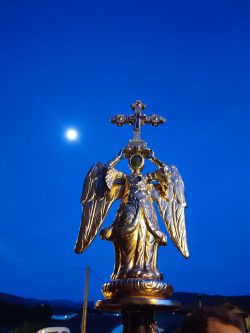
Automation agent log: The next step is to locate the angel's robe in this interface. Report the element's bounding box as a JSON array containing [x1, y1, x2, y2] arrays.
[[107, 170, 168, 280]]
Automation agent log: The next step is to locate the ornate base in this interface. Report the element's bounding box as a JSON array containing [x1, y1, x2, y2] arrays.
[[97, 279, 180, 333], [102, 278, 173, 299], [95, 298, 181, 333], [95, 297, 181, 312]]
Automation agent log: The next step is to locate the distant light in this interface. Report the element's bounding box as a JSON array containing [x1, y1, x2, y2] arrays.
[[51, 313, 78, 320], [66, 129, 78, 141]]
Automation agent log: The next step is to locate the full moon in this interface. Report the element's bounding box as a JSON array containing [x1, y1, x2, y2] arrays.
[[66, 128, 78, 141]]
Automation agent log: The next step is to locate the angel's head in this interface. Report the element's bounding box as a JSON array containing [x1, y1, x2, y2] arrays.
[[129, 154, 145, 173]]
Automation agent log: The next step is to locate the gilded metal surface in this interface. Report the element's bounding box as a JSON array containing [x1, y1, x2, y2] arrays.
[[95, 298, 181, 312], [102, 279, 173, 299], [75, 101, 189, 300]]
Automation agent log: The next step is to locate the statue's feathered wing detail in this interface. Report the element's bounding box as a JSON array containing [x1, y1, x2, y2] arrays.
[[153, 165, 189, 258], [75, 163, 124, 253]]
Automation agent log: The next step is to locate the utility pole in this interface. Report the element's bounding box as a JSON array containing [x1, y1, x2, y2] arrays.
[[81, 265, 90, 333]]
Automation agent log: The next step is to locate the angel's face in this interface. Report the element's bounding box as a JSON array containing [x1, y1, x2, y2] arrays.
[[129, 154, 145, 173]]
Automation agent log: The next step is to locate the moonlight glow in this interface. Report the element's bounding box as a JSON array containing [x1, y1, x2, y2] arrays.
[[66, 129, 78, 141]]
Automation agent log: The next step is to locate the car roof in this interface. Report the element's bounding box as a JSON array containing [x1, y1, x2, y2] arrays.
[[37, 327, 70, 333]]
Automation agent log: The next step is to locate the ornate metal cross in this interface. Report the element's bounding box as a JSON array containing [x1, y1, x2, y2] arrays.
[[111, 100, 166, 141]]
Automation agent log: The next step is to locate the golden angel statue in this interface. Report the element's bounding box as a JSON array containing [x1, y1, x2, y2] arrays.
[[75, 100, 189, 301]]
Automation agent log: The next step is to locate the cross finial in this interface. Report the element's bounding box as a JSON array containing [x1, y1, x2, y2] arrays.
[[111, 100, 166, 136], [131, 100, 146, 112], [111, 100, 166, 157]]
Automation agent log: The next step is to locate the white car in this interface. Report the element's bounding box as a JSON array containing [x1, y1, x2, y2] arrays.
[[36, 327, 71, 333]]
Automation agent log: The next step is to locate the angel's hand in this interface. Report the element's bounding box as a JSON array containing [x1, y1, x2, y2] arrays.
[[148, 150, 155, 160], [100, 226, 113, 241], [155, 231, 167, 246]]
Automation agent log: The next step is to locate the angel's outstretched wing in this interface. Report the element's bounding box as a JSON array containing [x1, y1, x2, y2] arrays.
[[75, 163, 124, 254], [153, 165, 189, 258]]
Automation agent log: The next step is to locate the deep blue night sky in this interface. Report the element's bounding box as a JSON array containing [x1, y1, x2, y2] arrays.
[[0, 0, 249, 302]]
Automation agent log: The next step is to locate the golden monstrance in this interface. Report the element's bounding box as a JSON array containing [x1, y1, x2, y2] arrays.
[[75, 100, 189, 333]]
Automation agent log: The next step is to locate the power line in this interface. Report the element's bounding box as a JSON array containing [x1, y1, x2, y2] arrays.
[[0, 259, 108, 285], [0, 259, 106, 281], [0, 259, 86, 271], [89, 268, 103, 282]]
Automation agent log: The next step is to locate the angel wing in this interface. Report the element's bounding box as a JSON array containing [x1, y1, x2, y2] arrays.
[[75, 163, 124, 254], [153, 165, 189, 258]]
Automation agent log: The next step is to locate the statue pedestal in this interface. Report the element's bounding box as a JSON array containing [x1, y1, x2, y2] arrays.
[[95, 297, 180, 333], [102, 279, 173, 299]]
